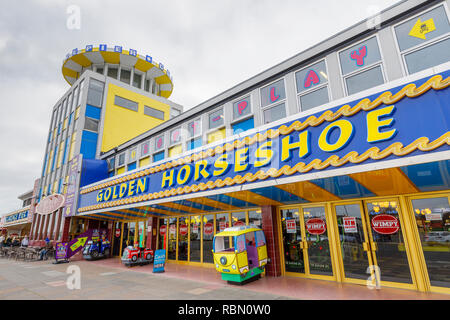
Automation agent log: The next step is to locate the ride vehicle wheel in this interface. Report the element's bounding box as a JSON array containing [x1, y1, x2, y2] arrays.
[[91, 250, 98, 259], [131, 255, 137, 262], [145, 253, 153, 261]]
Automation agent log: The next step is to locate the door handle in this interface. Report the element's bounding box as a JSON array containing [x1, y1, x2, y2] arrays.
[[362, 242, 369, 251], [371, 242, 377, 251]]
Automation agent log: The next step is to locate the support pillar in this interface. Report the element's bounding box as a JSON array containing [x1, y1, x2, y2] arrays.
[[261, 205, 282, 277]]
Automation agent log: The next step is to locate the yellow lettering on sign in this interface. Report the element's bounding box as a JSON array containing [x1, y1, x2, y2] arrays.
[[177, 165, 192, 185], [136, 178, 148, 194], [213, 154, 230, 176], [112, 185, 119, 199], [128, 180, 136, 197], [318, 120, 354, 152], [119, 183, 128, 198], [254, 141, 273, 167], [96, 190, 104, 202], [281, 131, 310, 161], [366, 105, 397, 143], [104, 188, 112, 201], [161, 170, 175, 188], [195, 160, 210, 181], [235, 148, 249, 172]]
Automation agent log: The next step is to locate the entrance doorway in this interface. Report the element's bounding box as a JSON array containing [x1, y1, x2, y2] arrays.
[[280, 205, 334, 280], [333, 198, 415, 289], [112, 222, 122, 256]]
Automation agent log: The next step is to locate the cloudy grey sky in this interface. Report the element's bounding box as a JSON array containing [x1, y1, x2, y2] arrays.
[[0, 0, 399, 212]]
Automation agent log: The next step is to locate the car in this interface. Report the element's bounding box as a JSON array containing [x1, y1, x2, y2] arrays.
[[121, 246, 154, 267], [82, 239, 111, 260], [424, 231, 450, 242]]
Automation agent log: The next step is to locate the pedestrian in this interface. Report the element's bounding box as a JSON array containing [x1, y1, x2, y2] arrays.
[[0, 234, 4, 248], [21, 235, 29, 247]]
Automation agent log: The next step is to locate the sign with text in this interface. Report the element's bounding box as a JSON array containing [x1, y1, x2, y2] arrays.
[[286, 219, 297, 233], [153, 249, 166, 273], [343, 217, 357, 233], [78, 72, 450, 215]]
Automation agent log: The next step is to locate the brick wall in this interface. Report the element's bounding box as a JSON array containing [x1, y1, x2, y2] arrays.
[[261, 205, 282, 277]]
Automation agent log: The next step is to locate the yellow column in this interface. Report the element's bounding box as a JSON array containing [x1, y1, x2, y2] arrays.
[[398, 195, 429, 292]]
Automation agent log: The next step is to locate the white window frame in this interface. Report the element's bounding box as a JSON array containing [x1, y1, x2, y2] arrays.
[[259, 77, 288, 124], [230, 94, 253, 123], [391, 2, 450, 76], [337, 33, 387, 96], [294, 58, 332, 113], [207, 107, 225, 133]]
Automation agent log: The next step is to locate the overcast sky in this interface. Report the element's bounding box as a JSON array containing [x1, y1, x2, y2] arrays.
[[0, 0, 399, 212]]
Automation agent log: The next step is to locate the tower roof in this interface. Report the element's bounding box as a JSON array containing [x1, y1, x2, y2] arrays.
[[62, 45, 173, 98]]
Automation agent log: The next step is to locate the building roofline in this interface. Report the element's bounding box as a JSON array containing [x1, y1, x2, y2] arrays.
[[100, 0, 440, 158]]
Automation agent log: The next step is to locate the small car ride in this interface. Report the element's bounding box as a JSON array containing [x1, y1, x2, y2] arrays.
[[213, 225, 268, 285], [82, 239, 111, 260], [121, 246, 154, 267]]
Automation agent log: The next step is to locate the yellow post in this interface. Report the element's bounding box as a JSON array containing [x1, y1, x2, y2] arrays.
[[398, 195, 429, 292]]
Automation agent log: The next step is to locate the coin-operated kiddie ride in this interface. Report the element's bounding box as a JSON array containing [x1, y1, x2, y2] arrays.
[[213, 225, 268, 285], [121, 246, 154, 267]]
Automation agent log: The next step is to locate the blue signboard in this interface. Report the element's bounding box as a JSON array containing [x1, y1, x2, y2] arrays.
[[77, 71, 450, 213], [153, 249, 166, 273], [5, 210, 29, 224]]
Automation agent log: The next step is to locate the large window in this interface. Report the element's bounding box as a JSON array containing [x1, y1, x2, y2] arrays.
[[84, 117, 99, 132], [295, 60, 330, 112], [114, 96, 138, 112], [339, 36, 385, 95], [394, 5, 450, 75], [120, 68, 131, 84], [411, 196, 450, 288], [261, 79, 287, 124], [144, 106, 165, 120], [132, 72, 142, 89], [86, 79, 104, 107], [232, 96, 251, 120], [208, 108, 224, 129]]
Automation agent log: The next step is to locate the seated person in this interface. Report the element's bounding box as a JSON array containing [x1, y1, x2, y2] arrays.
[[11, 237, 20, 247], [38, 238, 52, 260]]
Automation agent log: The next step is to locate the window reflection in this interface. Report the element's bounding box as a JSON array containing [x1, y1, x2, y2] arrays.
[[411, 197, 450, 288]]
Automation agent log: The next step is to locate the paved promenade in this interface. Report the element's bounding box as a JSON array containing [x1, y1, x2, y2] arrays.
[[0, 258, 448, 300]]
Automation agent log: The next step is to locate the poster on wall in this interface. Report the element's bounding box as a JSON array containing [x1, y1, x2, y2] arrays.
[[343, 217, 357, 233], [286, 219, 296, 233]]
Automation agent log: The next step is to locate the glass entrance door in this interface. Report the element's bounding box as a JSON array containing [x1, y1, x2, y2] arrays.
[[334, 199, 414, 288], [280, 206, 334, 278], [112, 221, 122, 256]]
